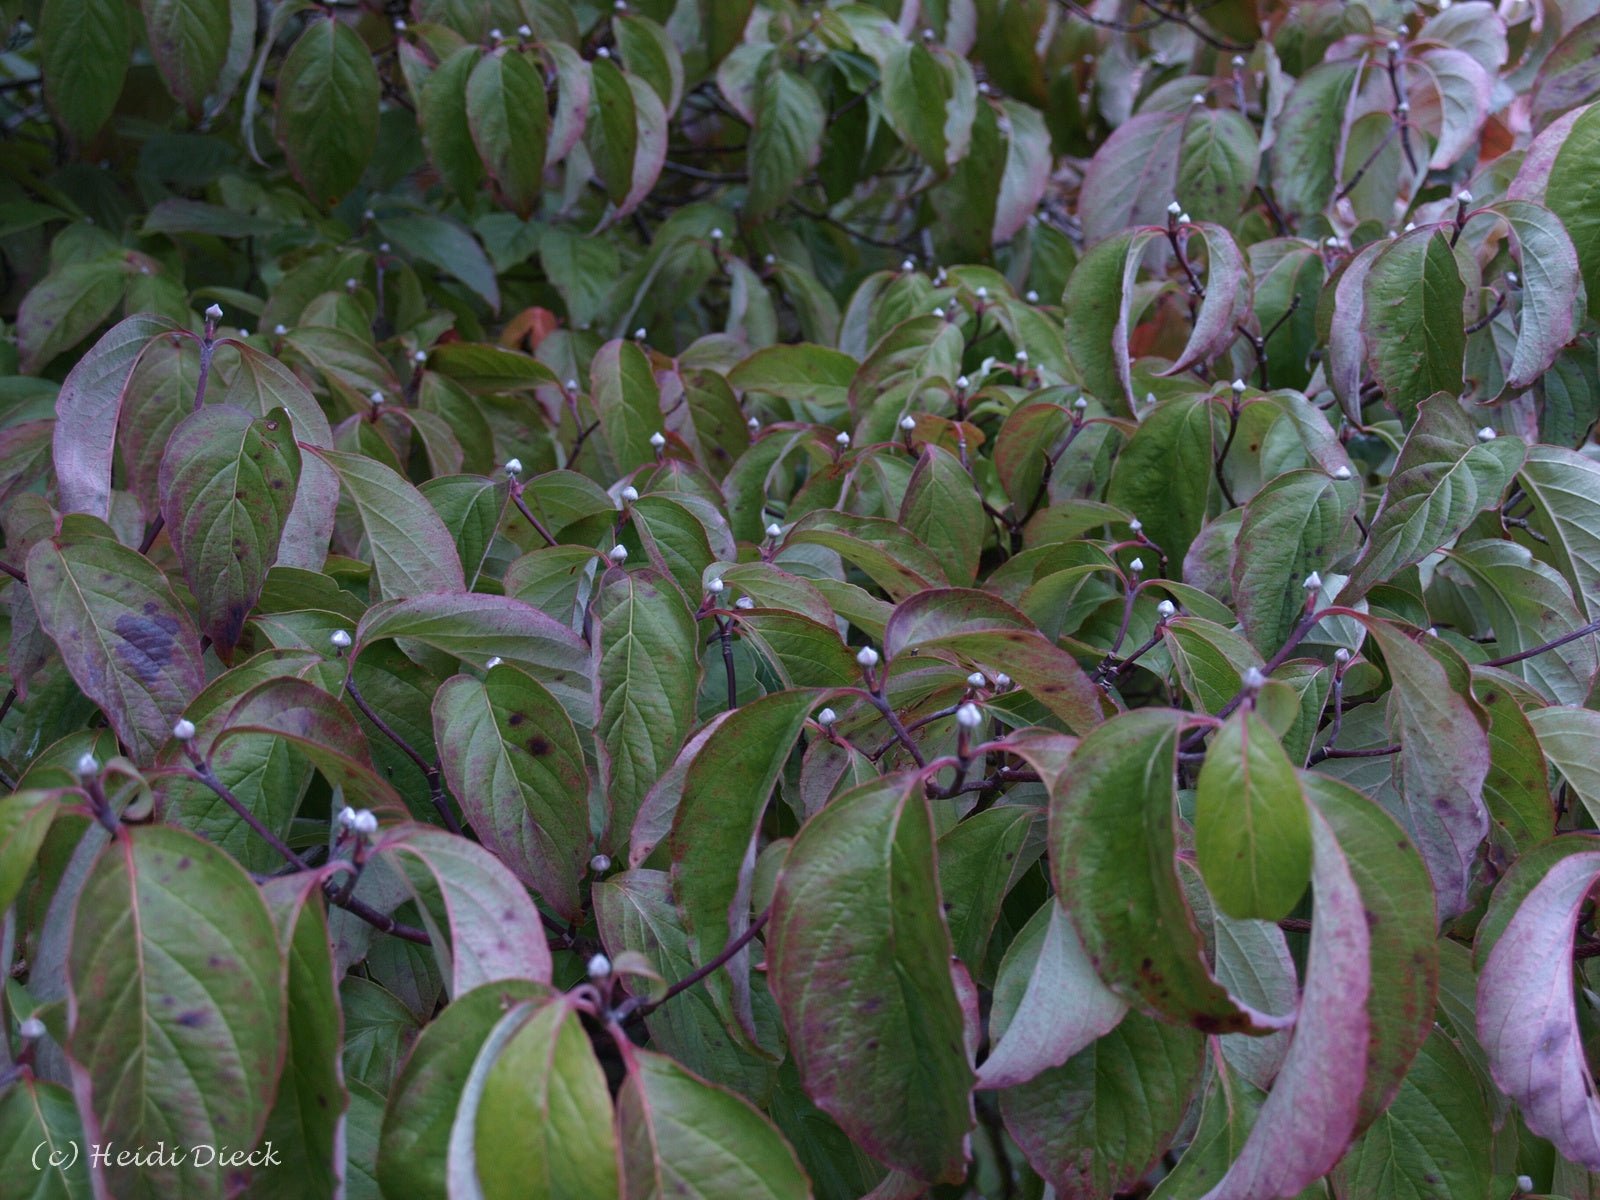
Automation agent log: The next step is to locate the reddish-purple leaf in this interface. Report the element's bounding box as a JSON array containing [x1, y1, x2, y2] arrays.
[[1160, 223, 1251, 378], [1476, 839, 1600, 1169], [376, 824, 553, 994], [1196, 804, 1372, 1199], [53, 315, 178, 521], [1079, 111, 1186, 245]]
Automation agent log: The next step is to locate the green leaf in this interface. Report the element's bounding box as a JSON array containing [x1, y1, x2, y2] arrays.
[[275, 17, 380, 206], [418, 45, 485, 201], [746, 68, 824, 218], [431, 663, 591, 920], [1049, 708, 1288, 1032], [377, 215, 500, 312], [26, 520, 206, 761], [142, 0, 231, 119], [616, 1046, 811, 1200], [376, 979, 550, 1200], [768, 772, 974, 1183], [880, 42, 976, 171], [1106, 393, 1224, 567], [1547, 102, 1600, 322], [1062, 227, 1163, 410], [899, 445, 986, 584], [1000, 1011, 1204, 1197], [595, 567, 701, 845], [937, 805, 1039, 969], [67, 825, 286, 1200], [251, 876, 347, 1200], [377, 824, 553, 994], [1195, 708, 1313, 920], [39, 0, 130, 141], [1079, 111, 1185, 244], [0, 1078, 92, 1200], [588, 56, 639, 205], [0, 788, 65, 917], [1330, 1029, 1492, 1200], [466, 49, 549, 219], [784, 510, 949, 602], [1361, 227, 1466, 422], [1480, 199, 1583, 396], [1527, 706, 1600, 825], [1232, 468, 1358, 654], [593, 338, 663, 474], [419, 474, 504, 589], [306, 445, 465, 598], [1520, 442, 1600, 620], [474, 998, 619, 1200], [424, 342, 557, 394], [159, 404, 300, 658], [1337, 395, 1524, 603], [1272, 61, 1362, 219], [355, 594, 592, 726], [18, 257, 134, 375], [669, 689, 817, 1042], [1176, 108, 1260, 231]]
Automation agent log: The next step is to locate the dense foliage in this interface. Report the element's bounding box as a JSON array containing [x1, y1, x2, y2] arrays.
[[5, 0, 1600, 1196]]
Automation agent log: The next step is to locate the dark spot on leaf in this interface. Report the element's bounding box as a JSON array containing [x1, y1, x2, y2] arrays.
[[527, 736, 551, 755], [508, 712, 525, 726], [176, 1009, 208, 1028]]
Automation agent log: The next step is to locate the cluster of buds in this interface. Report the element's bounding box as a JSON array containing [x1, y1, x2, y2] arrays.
[[336, 806, 379, 837]]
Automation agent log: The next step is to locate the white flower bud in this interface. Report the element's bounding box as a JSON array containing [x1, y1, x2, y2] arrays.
[[351, 810, 378, 836], [393, 17, 406, 29], [1303, 570, 1322, 590], [1242, 666, 1266, 690], [238, 328, 250, 338], [710, 227, 723, 240], [620, 485, 639, 502], [995, 673, 1012, 688], [1334, 648, 1351, 663], [835, 430, 851, 447], [747, 416, 761, 431], [707, 577, 725, 594], [900, 415, 917, 431], [204, 302, 223, 320], [734, 596, 755, 609], [19, 1016, 45, 1040], [413, 350, 427, 364], [1332, 464, 1353, 480], [1232, 55, 1246, 67], [1179, 212, 1192, 224], [1015, 349, 1029, 362], [590, 853, 611, 872], [1026, 289, 1040, 302], [856, 645, 880, 669], [1167, 201, 1182, 216], [1129, 557, 1145, 573], [932, 307, 945, 318], [1403, 222, 1416, 232], [345, 277, 359, 292], [486, 656, 502, 668], [975, 286, 988, 299], [1516, 1175, 1534, 1194], [817, 707, 837, 727], [956, 376, 969, 390], [517, 24, 532, 36], [901, 258, 916, 272], [763, 253, 776, 265], [377, 243, 390, 255], [596, 46, 610, 57], [330, 629, 352, 649], [1073, 397, 1088, 410], [634, 326, 647, 339], [1458, 190, 1474, 204], [608, 544, 629, 564], [566, 378, 579, 392], [1129, 517, 1142, 532], [172, 718, 196, 741], [956, 702, 983, 729], [1324, 236, 1340, 248], [489, 27, 502, 40], [587, 953, 612, 979], [337, 805, 357, 828], [1157, 600, 1176, 619], [75, 752, 100, 778], [765, 523, 783, 539], [649, 431, 667, 448], [503, 457, 522, 476], [1476, 426, 1497, 441], [1231, 379, 1246, 394], [1427, 626, 1439, 636], [369, 390, 384, 407], [274, 324, 287, 335], [967, 671, 987, 687], [1386, 39, 1401, 52]]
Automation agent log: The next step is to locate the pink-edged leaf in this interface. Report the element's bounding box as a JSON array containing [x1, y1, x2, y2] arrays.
[[1477, 840, 1600, 1169], [628, 714, 731, 867], [977, 900, 1127, 1090], [1416, 47, 1491, 169], [1159, 222, 1251, 378], [1327, 241, 1384, 424], [53, 315, 179, 520], [1349, 614, 1490, 921], [668, 688, 820, 1046], [994, 99, 1051, 243], [431, 663, 592, 921], [1079, 111, 1186, 244], [376, 824, 553, 994], [1197, 803, 1372, 1199], [1507, 104, 1590, 203], [1048, 708, 1291, 1034], [26, 516, 205, 762], [355, 592, 593, 727], [607, 73, 669, 226], [768, 771, 975, 1183], [1477, 200, 1582, 397], [1063, 226, 1165, 411]]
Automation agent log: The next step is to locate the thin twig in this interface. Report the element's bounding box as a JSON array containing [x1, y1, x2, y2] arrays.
[[618, 905, 773, 1023], [1482, 617, 1600, 669], [344, 671, 461, 835]]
